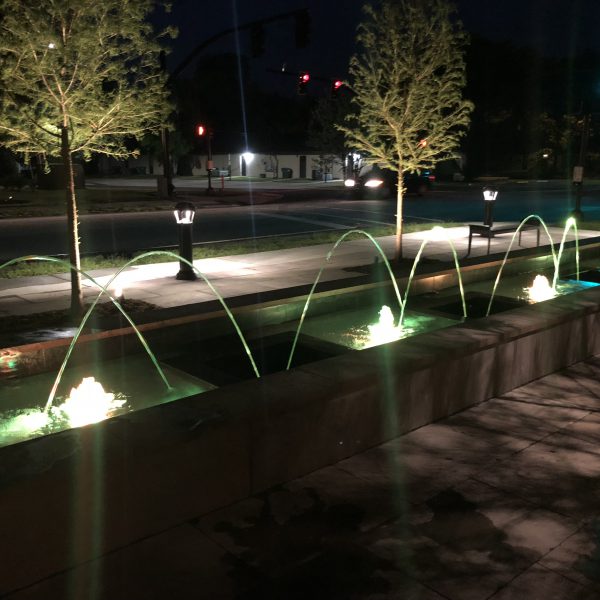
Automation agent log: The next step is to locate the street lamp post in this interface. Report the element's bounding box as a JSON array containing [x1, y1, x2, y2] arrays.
[[483, 188, 498, 227], [572, 114, 590, 220], [173, 201, 197, 280], [206, 130, 214, 194]]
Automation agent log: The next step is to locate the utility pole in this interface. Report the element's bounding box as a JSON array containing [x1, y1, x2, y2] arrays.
[[572, 113, 591, 220]]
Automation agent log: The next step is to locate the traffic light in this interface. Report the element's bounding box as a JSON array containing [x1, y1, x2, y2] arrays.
[[294, 10, 310, 48], [297, 71, 310, 95], [331, 79, 343, 98], [250, 24, 265, 57], [196, 124, 206, 137]]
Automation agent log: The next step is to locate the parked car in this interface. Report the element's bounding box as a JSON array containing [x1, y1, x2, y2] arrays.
[[345, 167, 434, 198]]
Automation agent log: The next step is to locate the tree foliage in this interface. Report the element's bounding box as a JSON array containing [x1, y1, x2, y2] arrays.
[[0, 0, 173, 160], [0, 0, 174, 314], [339, 0, 473, 257]]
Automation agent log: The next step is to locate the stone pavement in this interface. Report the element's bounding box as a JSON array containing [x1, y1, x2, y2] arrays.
[[5, 354, 600, 599], [0, 226, 592, 316]]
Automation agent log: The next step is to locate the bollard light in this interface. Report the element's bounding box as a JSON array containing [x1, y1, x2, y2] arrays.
[[174, 202, 195, 224], [173, 201, 197, 280], [483, 188, 498, 202], [482, 188, 498, 226]]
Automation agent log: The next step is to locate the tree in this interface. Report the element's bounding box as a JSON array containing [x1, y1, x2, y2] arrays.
[[338, 0, 473, 259], [308, 96, 352, 179], [0, 0, 174, 316]]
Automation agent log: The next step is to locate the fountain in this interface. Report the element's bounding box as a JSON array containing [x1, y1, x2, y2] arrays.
[[526, 274, 556, 302], [0, 252, 260, 447], [1, 216, 599, 595]]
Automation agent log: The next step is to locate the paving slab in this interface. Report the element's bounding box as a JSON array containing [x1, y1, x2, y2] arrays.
[[365, 478, 579, 600], [5, 524, 263, 600], [487, 564, 596, 600], [538, 523, 600, 593], [474, 430, 600, 520]]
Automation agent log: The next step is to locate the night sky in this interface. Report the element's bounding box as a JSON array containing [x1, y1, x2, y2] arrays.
[[160, 0, 600, 85]]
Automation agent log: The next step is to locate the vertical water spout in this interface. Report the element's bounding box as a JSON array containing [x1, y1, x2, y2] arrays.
[[486, 215, 557, 317], [399, 226, 467, 327], [286, 230, 403, 370]]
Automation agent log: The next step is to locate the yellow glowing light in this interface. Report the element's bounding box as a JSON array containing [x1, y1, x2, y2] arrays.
[[57, 377, 127, 427], [526, 275, 556, 302]]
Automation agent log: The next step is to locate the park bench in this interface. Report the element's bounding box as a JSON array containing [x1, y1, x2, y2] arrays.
[[466, 222, 540, 256]]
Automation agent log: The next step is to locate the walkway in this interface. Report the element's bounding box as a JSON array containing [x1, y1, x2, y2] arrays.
[[0, 226, 591, 317]]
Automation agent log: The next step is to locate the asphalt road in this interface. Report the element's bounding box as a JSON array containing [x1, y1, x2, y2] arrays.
[[1, 180, 599, 262]]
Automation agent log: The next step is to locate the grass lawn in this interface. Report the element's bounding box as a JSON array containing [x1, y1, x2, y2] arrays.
[[0, 187, 178, 218]]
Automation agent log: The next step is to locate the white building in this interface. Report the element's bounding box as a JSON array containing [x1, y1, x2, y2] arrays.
[[107, 151, 346, 180]]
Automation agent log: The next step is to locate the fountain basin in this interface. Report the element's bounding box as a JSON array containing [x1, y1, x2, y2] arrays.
[[0, 354, 215, 448]]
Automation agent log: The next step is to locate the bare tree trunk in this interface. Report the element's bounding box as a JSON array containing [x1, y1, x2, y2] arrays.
[[61, 124, 84, 318], [395, 183, 404, 260]]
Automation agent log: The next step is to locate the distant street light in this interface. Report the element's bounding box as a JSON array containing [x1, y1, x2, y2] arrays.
[[173, 201, 197, 280]]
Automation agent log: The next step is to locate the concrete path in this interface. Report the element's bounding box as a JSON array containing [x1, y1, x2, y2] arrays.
[[0, 226, 593, 317], [6, 354, 600, 599]]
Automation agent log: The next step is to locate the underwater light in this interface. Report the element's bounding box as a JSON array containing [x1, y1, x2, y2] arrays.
[[526, 275, 556, 303], [57, 377, 127, 427], [364, 305, 403, 347]]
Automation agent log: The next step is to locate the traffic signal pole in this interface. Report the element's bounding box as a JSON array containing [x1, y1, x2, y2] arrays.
[[159, 9, 310, 199]]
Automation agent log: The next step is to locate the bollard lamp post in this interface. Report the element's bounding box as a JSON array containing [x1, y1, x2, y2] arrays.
[[173, 201, 197, 280], [482, 188, 498, 227]]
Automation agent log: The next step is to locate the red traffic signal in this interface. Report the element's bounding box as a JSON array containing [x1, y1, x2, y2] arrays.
[[196, 124, 206, 137], [331, 79, 343, 97], [297, 71, 310, 94]]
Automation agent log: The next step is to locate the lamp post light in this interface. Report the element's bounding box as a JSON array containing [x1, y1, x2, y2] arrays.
[[482, 187, 498, 227], [206, 129, 214, 194], [173, 201, 197, 280]]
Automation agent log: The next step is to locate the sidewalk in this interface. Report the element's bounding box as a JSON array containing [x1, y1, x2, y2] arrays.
[[0, 226, 592, 317]]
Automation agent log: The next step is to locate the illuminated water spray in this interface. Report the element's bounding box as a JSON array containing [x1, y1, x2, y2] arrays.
[[0, 252, 259, 442], [487, 216, 579, 315], [57, 377, 127, 427], [399, 226, 467, 327], [287, 229, 403, 369], [525, 275, 556, 302]]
